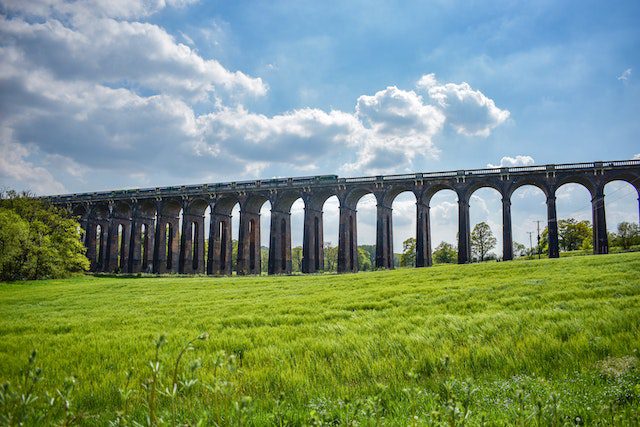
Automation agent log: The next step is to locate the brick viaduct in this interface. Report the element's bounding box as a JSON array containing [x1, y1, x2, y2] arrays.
[[46, 160, 640, 275]]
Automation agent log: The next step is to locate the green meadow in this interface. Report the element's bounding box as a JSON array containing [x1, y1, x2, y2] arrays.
[[1, 253, 639, 425]]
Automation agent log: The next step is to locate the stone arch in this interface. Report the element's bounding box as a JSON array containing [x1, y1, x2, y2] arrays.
[[341, 186, 375, 210], [87, 203, 110, 271], [506, 177, 551, 200], [603, 179, 640, 245], [180, 197, 209, 274], [208, 195, 240, 276], [553, 181, 596, 253], [467, 185, 504, 261], [155, 199, 181, 273], [553, 175, 597, 199], [238, 194, 270, 275], [421, 182, 457, 205]]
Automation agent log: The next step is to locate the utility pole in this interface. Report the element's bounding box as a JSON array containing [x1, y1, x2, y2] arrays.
[[527, 231, 534, 259], [535, 220, 542, 259]]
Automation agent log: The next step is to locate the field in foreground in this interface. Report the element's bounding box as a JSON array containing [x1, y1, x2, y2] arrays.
[[1, 253, 639, 425]]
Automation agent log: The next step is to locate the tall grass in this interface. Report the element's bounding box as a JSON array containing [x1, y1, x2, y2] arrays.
[[0, 253, 639, 424]]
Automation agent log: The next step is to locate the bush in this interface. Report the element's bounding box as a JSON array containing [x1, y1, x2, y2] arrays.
[[0, 190, 89, 281]]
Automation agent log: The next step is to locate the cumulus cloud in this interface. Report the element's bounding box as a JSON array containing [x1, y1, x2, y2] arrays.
[[0, 1, 511, 194], [487, 155, 535, 168], [0, 140, 66, 194], [633, 153, 640, 160], [417, 73, 510, 137], [198, 106, 360, 164], [345, 86, 445, 173], [0, 15, 266, 100]]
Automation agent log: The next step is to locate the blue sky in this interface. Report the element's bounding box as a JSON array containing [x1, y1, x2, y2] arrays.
[[1, 0, 638, 252]]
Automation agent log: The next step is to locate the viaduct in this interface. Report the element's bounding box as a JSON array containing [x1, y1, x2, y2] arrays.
[[45, 160, 640, 275]]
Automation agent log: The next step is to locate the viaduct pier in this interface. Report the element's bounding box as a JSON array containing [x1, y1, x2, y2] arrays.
[[45, 160, 640, 275]]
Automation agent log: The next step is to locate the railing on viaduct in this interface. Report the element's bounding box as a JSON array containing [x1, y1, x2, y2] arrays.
[[45, 160, 640, 275]]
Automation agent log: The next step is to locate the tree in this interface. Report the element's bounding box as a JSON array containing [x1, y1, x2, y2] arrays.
[[261, 246, 269, 273], [433, 241, 457, 264], [513, 242, 527, 257], [0, 190, 89, 281], [291, 246, 303, 272], [558, 218, 592, 251], [400, 237, 416, 267], [324, 242, 338, 271], [615, 221, 640, 250], [470, 222, 497, 261], [358, 248, 372, 271], [358, 244, 376, 267]]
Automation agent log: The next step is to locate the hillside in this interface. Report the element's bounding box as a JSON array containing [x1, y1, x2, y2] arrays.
[[1, 253, 639, 425]]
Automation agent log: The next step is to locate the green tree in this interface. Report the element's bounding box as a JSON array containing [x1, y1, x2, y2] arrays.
[[513, 242, 527, 257], [324, 242, 338, 271], [615, 221, 640, 250], [261, 246, 269, 273], [358, 244, 376, 267], [433, 241, 457, 264], [400, 237, 416, 267], [232, 240, 238, 272], [291, 246, 303, 272], [357, 247, 372, 271], [470, 221, 497, 262], [0, 190, 89, 281], [558, 218, 592, 251]]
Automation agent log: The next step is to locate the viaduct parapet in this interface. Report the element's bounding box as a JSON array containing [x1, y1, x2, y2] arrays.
[[45, 160, 640, 275]]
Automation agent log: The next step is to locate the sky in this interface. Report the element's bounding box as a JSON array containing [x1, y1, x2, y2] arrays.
[[1, 0, 639, 254]]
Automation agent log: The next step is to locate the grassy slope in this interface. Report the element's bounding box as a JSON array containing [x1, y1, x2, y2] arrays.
[[1, 253, 639, 424]]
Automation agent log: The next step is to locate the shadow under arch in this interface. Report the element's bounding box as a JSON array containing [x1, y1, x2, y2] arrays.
[[179, 198, 209, 274], [210, 195, 240, 275], [106, 201, 133, 273], [130, 199, 157, 273], [154, 199, 182, 274], [238, 194, 270, 275], [337, 186, 376, 273], [86, 203, 110, 271]]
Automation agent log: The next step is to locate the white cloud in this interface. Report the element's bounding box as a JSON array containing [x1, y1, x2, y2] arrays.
[[0, 9, 266, 101], [618, 68, 632, 82], [0, 140, 66, 194], [417, 73, 510, 137], [0, 1, 512, 194], [633, 153, 640, 160], [487, 155, 535, 168], [345, 86, 445, 173]]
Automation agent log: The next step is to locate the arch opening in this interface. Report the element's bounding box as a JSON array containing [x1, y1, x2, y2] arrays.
[[427, 189, 459, 264], [390, 191, 417, 268], [354, 193, 376, 271], [96, 224, 103, 268], [322, 196, 340, 272], [510, 185, 547, 258], [604, 180, 640, 252], [555, 183, 594, 253], [141, 223, 149, 271], [469, 187, 502, 262], [166, 222, 173, 270]]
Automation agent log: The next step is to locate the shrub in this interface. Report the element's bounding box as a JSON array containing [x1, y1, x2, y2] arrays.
[[0, 190, 89, 281]]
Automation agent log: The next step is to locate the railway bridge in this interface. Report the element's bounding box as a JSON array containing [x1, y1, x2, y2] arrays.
[[45, 159, 640, 275]]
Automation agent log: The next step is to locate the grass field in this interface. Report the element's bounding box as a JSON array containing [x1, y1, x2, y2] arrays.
[[1, 253, 639, 425]]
